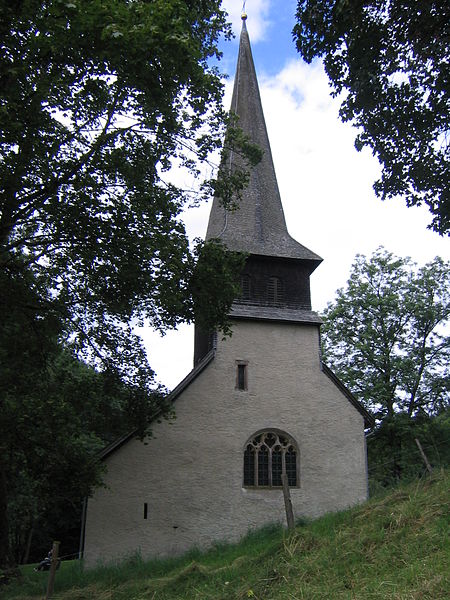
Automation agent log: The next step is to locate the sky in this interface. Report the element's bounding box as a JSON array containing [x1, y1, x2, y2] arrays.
[[140, 0, 449, 390]]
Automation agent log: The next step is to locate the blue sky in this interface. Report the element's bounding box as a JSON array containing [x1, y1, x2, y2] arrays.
[[219, 0, 301, 76], [141, 0, 449, 389]]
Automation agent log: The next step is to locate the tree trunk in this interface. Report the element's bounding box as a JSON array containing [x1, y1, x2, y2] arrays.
[[22, 524, 34, 565], [0, 457, 11, 568]]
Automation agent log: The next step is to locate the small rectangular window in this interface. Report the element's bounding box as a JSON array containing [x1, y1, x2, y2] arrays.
[[236, 361, 248, 390], [144, 502, 148, 519]]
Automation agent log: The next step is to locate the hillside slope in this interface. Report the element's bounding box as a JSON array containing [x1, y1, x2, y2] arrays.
[[4, 470, 449, 599]]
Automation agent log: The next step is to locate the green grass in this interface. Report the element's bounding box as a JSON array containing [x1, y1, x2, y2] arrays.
[[3, 470, 449, 599]]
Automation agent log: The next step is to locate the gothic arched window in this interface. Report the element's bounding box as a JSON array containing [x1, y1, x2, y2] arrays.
[[267, 276, 283, 304], [243, 430, 298, 488]]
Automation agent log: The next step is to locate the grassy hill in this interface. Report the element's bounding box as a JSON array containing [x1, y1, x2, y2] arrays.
[[3, 470, 449, 599]]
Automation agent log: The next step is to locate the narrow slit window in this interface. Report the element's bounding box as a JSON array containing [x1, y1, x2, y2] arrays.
[[236, 361, 248, 391], [143, 502, 148, 519]]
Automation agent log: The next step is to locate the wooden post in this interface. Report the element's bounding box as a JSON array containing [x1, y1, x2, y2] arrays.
[[281, 474, 295, 531], [415, 438, 433, 474], [79, 498, 87, 559], [45, 540, 60, 600]]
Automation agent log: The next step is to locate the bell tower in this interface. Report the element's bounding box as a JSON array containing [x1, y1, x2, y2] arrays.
[[194, 15, 322, 364]]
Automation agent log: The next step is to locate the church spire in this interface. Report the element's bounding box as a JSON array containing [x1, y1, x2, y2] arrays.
[[206, 17, 321, 265]]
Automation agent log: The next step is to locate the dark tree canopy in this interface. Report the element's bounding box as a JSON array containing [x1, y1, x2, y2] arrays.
[[366, 410, 450, 490], [0, 0, 257, 567], [0, 0, 255, 395], [294, 0, 450, 234], [321, 248, 449, 420]]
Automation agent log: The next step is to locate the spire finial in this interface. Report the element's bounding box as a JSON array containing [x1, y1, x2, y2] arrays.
[[241, 1, 247, 20]]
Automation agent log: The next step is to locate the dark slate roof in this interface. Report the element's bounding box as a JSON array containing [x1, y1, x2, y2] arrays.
[[97, 349, 216, 461], [230, 303, 323, 324], [206, 18, 322, 265]]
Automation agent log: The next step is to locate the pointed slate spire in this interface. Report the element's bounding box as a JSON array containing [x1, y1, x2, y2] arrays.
[[206, 16, 321, 266]]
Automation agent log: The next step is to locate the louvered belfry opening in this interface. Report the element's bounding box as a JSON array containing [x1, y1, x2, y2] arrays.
[[267, 276, 283, 305], [234, 256, 316, 310], [241, 274, 251, 301], [243, 431, 298, 488]]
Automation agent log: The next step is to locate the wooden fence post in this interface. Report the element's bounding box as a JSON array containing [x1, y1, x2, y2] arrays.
[[45, 540, 60, 600], [415, 438, 433, 474], [281, 474, 295, 531]]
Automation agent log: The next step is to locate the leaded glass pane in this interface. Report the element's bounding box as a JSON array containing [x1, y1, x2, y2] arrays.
[[265, 433, 276, 447], [272, 448, 282, 486], [243, 446, 255, 485], [258, 446, 269, 486]]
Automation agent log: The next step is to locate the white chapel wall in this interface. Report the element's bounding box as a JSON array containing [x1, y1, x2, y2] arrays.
[[83, 320, 367, 567]]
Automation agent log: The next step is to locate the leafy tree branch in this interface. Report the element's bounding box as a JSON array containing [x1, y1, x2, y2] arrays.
[[321, 248, 449, 420], [294, 0, 450, 233]]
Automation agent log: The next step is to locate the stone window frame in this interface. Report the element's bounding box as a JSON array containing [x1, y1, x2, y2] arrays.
[[243, 429, 299, 489]]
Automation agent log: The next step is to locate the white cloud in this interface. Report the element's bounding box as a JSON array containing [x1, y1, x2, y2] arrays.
[[258, 59, 448, 309]]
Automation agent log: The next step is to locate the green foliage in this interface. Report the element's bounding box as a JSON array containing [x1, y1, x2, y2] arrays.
[[0, 0, 259, 567], [0, 290, 159, 563], [190, 240, 247, 337], [368, 410, 450, 491], [0, 0, 253, 390], [321, 248, 450, 419], [293, 1, 450, 234], [0, 262, 164, 565], [3, 471, 449, 599]]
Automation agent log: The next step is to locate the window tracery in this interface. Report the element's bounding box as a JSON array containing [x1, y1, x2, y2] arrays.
[[243, 430, 298, 488]]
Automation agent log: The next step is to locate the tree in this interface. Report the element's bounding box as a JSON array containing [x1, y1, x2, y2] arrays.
[[0, 1, 256, 567], [367, 410, 450, 490], [0, 266, 166, 566], [0, 0, 252, 372], [321, 248, 450, 420], [293, 1, 450, 234], [3, 343, 146, 565]]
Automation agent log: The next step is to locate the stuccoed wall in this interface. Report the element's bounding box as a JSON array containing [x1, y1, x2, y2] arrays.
[[83, 320, 367, 567]]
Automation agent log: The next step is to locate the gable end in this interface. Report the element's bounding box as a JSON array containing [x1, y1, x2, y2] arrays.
[[321, 363, 374, 428], [98, 349, 217, 461]]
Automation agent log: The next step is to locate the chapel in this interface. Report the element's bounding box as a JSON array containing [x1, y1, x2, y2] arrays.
[[82, 15, 373, 567]]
